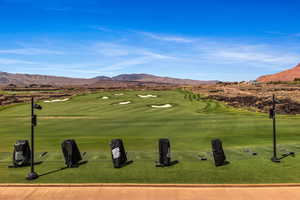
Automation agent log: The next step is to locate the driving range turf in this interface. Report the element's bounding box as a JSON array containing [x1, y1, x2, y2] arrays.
[[0, 89, 299, 183]]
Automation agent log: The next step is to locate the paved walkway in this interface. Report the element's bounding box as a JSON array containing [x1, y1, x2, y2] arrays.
[[0, 184, 300, 200]]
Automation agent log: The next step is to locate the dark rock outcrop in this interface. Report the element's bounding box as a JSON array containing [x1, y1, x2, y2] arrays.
[[207, 95, 300, 114]]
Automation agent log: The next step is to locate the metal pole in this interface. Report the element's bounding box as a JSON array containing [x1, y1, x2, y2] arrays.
[[272, 95, 276, 158], [271, 94, 280, 163], [26, 97, 39, 180], [31, 97, 34, 173]]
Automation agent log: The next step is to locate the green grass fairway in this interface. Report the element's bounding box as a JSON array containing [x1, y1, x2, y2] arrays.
[[0, 90, 299, 183]]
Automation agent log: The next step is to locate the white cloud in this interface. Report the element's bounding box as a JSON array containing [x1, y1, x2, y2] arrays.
[[165, 40, 300, 69], [101, 57, 152, 71], [139, 31, 194, 43], [2, 30, 300, 81], [139, 51, 175, 59], [93, 43, 130, 56], [92, 42, 175, 60], [213, 49, 300, 65], [0, 58, 37, 65], [0, 48, 65, 55]]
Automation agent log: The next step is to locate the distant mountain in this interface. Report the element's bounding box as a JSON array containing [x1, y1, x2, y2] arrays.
[[257, 63, 300, 82], [0, 71, 97, 86], [0, 71, 217, 86], [111, 73, 217, 85], [94, 76, 111, 80]]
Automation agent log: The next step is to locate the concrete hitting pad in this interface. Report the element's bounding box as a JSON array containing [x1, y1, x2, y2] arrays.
[[0, 184, 300, 200]]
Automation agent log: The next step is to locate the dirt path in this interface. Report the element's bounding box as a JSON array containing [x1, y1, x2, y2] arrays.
[[0, 184, 299, 200]]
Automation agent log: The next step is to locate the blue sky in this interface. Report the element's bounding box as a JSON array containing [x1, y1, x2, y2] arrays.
[[1, 0, 300, 81]]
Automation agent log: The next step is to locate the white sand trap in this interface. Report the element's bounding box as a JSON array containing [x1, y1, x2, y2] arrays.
[[119, 101, 131, 105], [114, 93, 124, 96], [101, 96, 109, 99], [138, 94, 157, 98], [44, 98, 69, 103], [151, 104, 172, 108]]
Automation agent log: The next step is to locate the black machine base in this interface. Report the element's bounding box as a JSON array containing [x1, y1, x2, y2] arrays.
[[26, 172, 39, 180], [155, 160, 179, 167], [271, 152, 295, 163], [114, 160, 133, 168], [271, 157, 281, 163], [215, 161, 230, 167]]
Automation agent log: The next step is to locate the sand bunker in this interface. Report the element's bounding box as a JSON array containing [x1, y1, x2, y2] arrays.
[[138, 94, 157, 98], [44, 98, 69, 103], [101, 96, 109, 99], [114, 93, 124, 96], [119, 101, 131, 105], [151, 104, 172, 108]]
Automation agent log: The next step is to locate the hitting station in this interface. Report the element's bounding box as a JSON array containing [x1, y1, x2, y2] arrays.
[[8, 95, 296, 181]]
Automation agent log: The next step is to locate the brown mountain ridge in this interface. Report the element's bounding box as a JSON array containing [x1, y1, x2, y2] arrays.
[[257, 63, 300, 82]]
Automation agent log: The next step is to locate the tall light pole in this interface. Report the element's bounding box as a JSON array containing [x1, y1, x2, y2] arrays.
[[270, 94, 280, 163], [26, 97, 42, 180]]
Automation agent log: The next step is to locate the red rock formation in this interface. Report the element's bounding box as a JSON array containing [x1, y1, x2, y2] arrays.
[[257, 63, 300, 82]]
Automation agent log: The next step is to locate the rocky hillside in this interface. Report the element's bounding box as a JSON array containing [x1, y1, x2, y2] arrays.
[[190, 82, 300, 114], [257, 63, 300, 82]]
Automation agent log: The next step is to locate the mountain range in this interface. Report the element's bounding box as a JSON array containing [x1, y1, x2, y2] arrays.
[[0, 72, 217, 86]]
